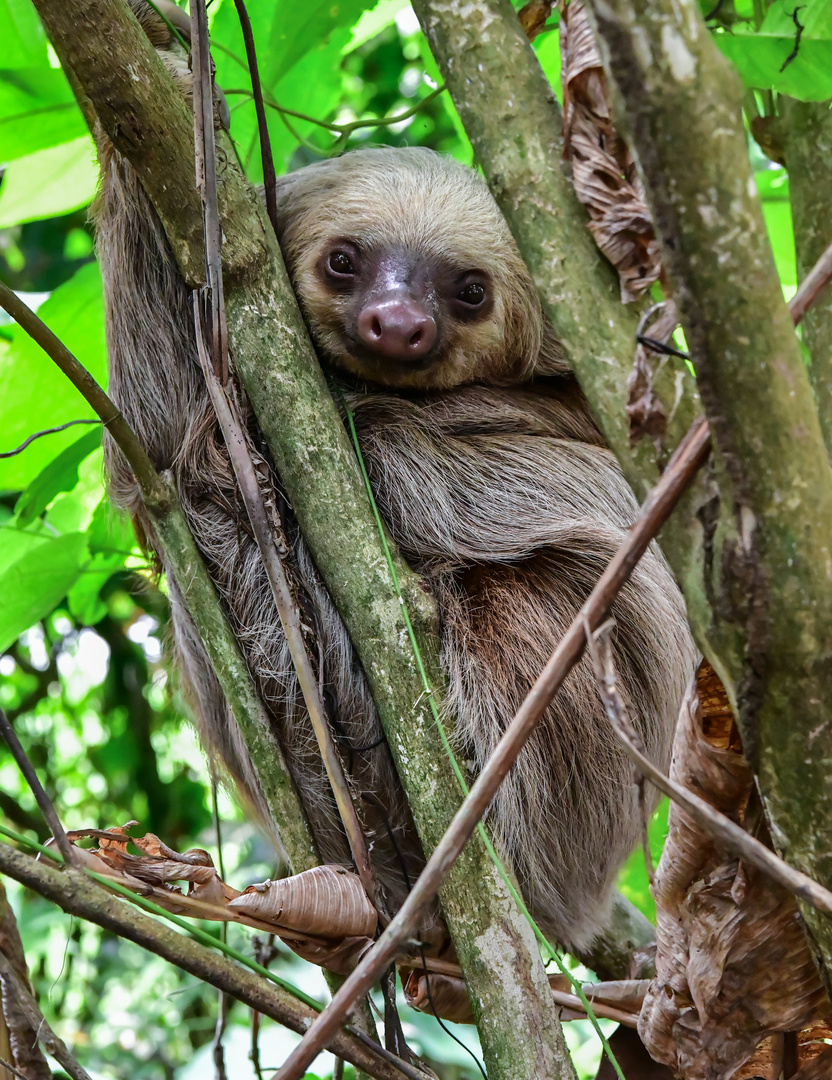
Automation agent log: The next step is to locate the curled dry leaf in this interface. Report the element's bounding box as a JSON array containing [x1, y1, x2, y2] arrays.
[[517, 0, 553, 41], [62, 823, 377, 961], [639, 663, 831, 1080], [229, 864, 378, 939], [402, 965, 647, 1027], [626, 301, 681, 448], [560, 0, 661, 302]]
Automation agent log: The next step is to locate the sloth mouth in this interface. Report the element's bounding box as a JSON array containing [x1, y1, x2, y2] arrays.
[[339, 339, 443, 379]]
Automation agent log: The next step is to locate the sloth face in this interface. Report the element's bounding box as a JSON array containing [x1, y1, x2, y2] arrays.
[[273, 147, 550, 390]]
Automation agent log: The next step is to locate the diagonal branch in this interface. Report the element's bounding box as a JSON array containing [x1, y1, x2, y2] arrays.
[[188, 7, 380, 914], [270, 410, 711, 1080], [0, 707, 75, 866], [585, 0, 832, 986], [585, 624, 832, 918]]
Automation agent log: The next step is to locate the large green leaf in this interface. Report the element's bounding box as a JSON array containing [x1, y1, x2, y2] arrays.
[[0, 67, 89, 162], [0, 0, 48, 69], [0, 531, 89, 653], [713, 0, 832, 101], [0, 262, 106, 492], [0, 135, 99, 227], [214, 0, 376, 89], [14, 426, 102, 526]]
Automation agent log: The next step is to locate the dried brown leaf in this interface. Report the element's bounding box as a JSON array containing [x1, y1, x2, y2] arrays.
[[626, 302, 679, 448], [639, 663, 830, 1079], [228, 865, 378, 938], [560, 0, 661, 302], [518, 0, 553, 41], [402, 967, 647, 1027]]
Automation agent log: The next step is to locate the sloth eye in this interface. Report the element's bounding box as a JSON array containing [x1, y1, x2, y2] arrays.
[[328, 251, 356, 276], [458, 282, 486, 306]]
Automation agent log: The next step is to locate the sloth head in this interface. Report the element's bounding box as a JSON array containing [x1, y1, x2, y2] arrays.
[[273, 148, 566, 390]]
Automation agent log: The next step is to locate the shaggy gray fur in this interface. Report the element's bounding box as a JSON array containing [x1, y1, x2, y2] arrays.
[[95, 3, 696, 952]]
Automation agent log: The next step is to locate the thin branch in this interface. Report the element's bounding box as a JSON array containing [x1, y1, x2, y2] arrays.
[[232, 0, 278, 236], [0, 419, 100, 459], [191, 0, 228, 384], [189, 12, 381, 913], [0, 1058, 30, 1080], [788, 237, 832, 328], [270, 413, 711, 1080], [0, 952, 93, 1080], [0, 282, 163, 502], [0, 708, 76, 866], [585, 624, 832, 917], [0, 841, 419, 1080], [192, 302, 381, 912]]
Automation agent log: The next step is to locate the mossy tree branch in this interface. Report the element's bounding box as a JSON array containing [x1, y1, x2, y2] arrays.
[[779, 97, 832, 454], [29, 2, 575, 1074], [584, 0, 832, 986]]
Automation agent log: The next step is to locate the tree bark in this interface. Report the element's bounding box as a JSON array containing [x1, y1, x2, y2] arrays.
[[779, 97, 832, 453], [585, 0, 832, 989], [29, 2, 574, 1074]]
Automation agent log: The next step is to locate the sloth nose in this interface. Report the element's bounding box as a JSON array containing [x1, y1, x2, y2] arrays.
[[357, 299, 437, 362]]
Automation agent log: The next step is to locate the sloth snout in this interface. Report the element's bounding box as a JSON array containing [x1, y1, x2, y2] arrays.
[[356, 298, 437, 362]]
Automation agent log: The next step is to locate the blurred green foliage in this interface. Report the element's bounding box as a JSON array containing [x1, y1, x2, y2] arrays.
[[0, 0, 824, 1075]]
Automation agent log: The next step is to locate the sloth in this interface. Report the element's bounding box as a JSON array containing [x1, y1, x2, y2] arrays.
[[96, 0, 696, 954]]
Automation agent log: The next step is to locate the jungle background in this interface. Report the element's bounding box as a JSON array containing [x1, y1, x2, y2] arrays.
[[0, 0, 826, 1076]]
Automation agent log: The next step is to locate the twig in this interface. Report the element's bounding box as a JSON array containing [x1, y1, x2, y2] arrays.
[[270, 413, 712, 1080], [0, 952, 93, 1080], [0, 283, 164, 503], [212, 990, 230, 1080], [585, 626, 832, 917], [189, 16, 382, 915], [232, 0, 278, 237], [191, 0, 228, 384], [0, 419, 100, 459], [0, 841, 419, 1080], [0, 1058, 29, 1080], [192, 305, 380, 912], [0, 708, 76, 866], [780, 6, 804, 71], [788, 236, 832, 327], [584, 620, 654, 885]]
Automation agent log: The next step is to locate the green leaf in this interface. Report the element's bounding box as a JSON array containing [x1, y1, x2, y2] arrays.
[[0, 0, 48, 69], [0, 67, 89, 161], [214, 0, 376, 88], [87, 498, 137, 558], [0, 262, 106, 492], [14, 426, 102, 526], [0, 531, 89, 653], [67, 550, 125, 625], [0, 135, 98, 227], [616, 798, 669, 922], [712, 0, 832, 101]]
